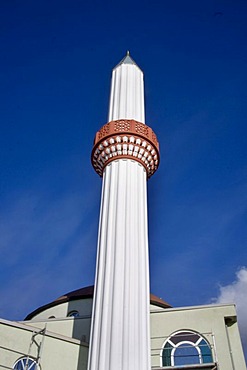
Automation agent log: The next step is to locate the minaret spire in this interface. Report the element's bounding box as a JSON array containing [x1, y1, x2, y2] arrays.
[[115, 50, 138, 67], [89, 54, 160, 370], [108, 52, 144, 122]]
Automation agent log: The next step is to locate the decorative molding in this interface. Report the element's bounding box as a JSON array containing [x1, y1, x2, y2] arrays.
[[92, 119, 160, 179]]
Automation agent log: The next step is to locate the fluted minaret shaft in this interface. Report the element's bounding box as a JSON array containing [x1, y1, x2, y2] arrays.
[[88, 54, 159, 370]]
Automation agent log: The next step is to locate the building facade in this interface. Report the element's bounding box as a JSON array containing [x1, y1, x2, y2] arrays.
[[0, 287, 245, 369]]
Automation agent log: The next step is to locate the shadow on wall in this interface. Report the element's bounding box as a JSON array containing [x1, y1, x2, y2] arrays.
[[67, 299, 92, 343], [67, 300, 92, 370]]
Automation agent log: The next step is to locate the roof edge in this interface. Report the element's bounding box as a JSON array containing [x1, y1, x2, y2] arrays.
[[25, 285, 171, 320]]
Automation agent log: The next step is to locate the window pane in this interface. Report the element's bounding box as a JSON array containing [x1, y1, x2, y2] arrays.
[[171, 332, 199, 345], [14, 358, 38, 370], [199, 339, 213, 363], [162, 342, 172, 366], [174, 343, 200, 365], [68, 310, 80, 317]]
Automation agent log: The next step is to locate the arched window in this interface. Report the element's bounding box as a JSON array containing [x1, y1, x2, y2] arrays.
[[13, 357, 39, 370], [67, 310, 80, 318], [161, 330, 213, 367]]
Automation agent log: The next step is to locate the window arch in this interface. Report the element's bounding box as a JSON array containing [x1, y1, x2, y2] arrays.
[[13, 357, 39, 370], [161, 330, 213, 367], [67, 310, 80, 318]]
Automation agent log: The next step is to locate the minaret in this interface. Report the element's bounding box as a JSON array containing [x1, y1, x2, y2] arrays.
[[89, 53, 159, 370]]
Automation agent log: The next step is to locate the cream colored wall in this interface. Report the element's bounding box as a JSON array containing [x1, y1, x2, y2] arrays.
[[26, 316, 91, 343], [150, 304, 164, 311], [27, 300, 161, 346], [30, 298, 92, 320], [150, 303, 246, 369], [225, 316, 246, 370], [24, 298, 93, 344], [31, 302, 68, 320], [1, 299, 245, 369], [0, 319, 88, 370]]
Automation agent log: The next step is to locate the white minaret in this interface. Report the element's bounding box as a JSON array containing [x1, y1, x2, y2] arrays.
[[89, 53, 159, 370]]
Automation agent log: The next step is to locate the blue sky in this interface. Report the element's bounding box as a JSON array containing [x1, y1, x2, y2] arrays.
[[0, 0, 247, 356]]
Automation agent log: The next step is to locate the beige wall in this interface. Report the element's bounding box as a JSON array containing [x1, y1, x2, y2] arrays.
[[0, 319, 88, 370], [26, 316, 91, 344], [150, 303, 246, 369], [30, 298, 92, 320], [24, 298, 93, 344], [0, 300, 245, 369]]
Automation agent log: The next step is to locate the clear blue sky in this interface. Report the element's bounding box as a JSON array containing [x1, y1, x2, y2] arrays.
[[0, 0, 247, 355]]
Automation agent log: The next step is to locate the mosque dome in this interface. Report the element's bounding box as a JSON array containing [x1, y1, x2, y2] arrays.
[[25, 285, 171, 321]]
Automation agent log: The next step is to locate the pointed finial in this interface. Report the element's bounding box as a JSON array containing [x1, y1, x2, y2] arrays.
[[114, 51, 141, 70]]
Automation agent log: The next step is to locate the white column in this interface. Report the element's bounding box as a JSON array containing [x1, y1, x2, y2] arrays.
[[88, 54, 151, 370]]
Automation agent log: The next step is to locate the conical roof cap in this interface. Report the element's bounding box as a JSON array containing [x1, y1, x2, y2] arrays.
[[114, 51, 142, 71]]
